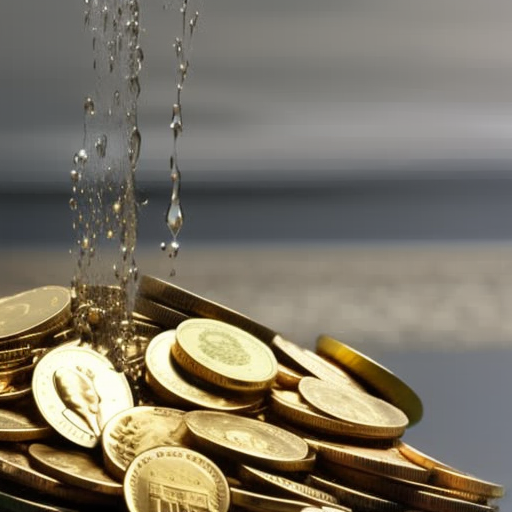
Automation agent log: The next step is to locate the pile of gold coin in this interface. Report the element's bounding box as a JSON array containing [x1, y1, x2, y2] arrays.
[[0, 277, 504, 512]]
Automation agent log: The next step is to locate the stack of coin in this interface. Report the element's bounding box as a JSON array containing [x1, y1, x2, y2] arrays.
[[0, 281, 503, 512]]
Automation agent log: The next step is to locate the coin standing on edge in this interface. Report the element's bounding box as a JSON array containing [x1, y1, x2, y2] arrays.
[[32, 345, 133, 448], [124, 446, 230, 512]]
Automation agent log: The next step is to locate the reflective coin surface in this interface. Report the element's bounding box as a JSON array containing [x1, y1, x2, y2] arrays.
[[0, 398, 52, 441]]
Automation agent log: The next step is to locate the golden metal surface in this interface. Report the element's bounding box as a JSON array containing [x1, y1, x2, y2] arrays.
[[230, 487, 313, 512], [0, 398, 52, 441], [133, 295, 189, 329], [316, 335, 423, 425], [32, 345, 133, 448], [298, 376, 408, 439], [101, 405, 187, 481], [0, 287, 71, 341], [28, 442, 123, 496], [276, 363, 303, 389], [145, 330, 264, 412], [174, 318, 278, 392], [123, 446, 230, 512], [184, 410, 311, 471]]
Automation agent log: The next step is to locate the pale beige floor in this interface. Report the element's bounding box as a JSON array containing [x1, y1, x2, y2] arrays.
[[2, 243, 512, 349]]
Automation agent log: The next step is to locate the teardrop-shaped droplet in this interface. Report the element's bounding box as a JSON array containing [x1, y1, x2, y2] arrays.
[[129, 127, 141, 165], [170, 104, 183, 136], [84, 97, 95, 116], [166, 201, 183, 238]]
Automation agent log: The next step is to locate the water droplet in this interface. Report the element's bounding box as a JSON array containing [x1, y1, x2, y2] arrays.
[[166, 201, 183, 238], [69, 198, 78, 211], [114, 90, 121, 106], [70, 170, 79, 182], [168, 240, 180, 258], [129, 77, 141, 98], [174, 38, 183, 59], [73, 149, 88, 166], [190, 11, 199, 34], [81, 237, 90, 250], [129, 127, 141, 165], [170, 104, 183, 135], [95, 135, 107, 158], [107, 230, 114, 239], [84, 97, 95, 115], [113, 201, 122, 214], [126, 20, 139, 37], [160, 242, 167, 251]]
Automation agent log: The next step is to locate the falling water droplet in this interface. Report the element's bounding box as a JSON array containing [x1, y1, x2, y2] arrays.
[[69, 198, 78, 211], [170, 104, 183, 135], [113, 201, 122, 214], [129, 127, 141, 165], [107, 230, 114, 239], [129, 77, 141, 98], [113, 90, 121, 106], [166, 201, 183, 238], [70, 170, 79, 182], [84, 97, 95, 115], [169, 240, 180, 258], [190, 11, 199, 35], [73, 149, 88, 166], [95, 135, 107, 158], [81, 237, 90, 250], [160, 242, 167, 251]]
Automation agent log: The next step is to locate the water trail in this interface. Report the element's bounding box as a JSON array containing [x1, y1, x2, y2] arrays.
[[160, 0, 202, 276], [70, 0, 143, 376]]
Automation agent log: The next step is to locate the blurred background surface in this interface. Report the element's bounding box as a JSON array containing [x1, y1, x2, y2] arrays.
[[1, 0, 511, 503]]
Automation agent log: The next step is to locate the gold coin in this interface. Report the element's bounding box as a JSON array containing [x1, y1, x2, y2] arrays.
[[238, 465, 339, 507], [138, 275, 277, 343], [184, 410, 312, 471], [0, 383, 32, 402], [124, 446, 230, 512], [230, 487, 313, 512], [28, 442, 123, 496], [133, 295, 189, 329], [0, 443, 117, 505], [174, 318, 278, 392], [101, 405, 187, 481], [324, 462, 495, 512], [307, 474, 404, 512], [0, 362, 35, 393], [0, 346, 32, 364], [316, 335, 423, 426], [0, 398, 52, 441], [145, 330, 264, 412], [0, 286, 71, 341], [398, 442, 505, 499], [276, 363, 303, 389], [298, 376, 408, 439], [312, 439, 430, 483], [32, 345, 133, 448], [272, 336, 364, 392]]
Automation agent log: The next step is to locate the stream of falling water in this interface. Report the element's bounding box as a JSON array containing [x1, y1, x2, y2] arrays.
[[70, 0, 142, 374]]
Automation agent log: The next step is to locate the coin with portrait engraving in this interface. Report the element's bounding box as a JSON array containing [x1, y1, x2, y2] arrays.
[[174, 318, 278, 392], [32, 345, 133, 448], [102, 406, 187, 481], [124, 446, 230, 512], [0, 286, 71, 341]]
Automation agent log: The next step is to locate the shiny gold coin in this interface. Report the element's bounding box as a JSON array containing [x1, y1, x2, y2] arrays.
[[32, 345, 133, 448], [0, 362, 35, 393], [230, 487, 313, 512], [0, 286, 71, 341], [0, 383, 32, 402], [124, 446, 230, 512], [312, 440, 429, 483], [138, 274, 276, 343], [398, 442, 505, 499], [102, 405, 187, 481], [184, 410, 312, 472], [0, 443, 117, 505], [134, 295, 189, 329], [298, 376, 408, 439], [145, 330, 264, 412], [276, 363, 303, 389], [324, 462, 495, 512], [272, 336, 364, 392], [28, 442, 123, 496], [174, 318, 278, 392], [0, 346, 31, 363], [307, 474, 403, 512], [0, 398, 52, 441], [316, 335, 423, 425], [238, 465, 339, 507]]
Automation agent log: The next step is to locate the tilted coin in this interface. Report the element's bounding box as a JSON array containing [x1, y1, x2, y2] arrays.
[[0, 397, 52, 441], [102, 405, 187, 481], [312, 439, 430, 483], [276, 364, 303, 389], [184, 410, 313, 472], [133, 295, 189, 329], [298, 376, 408, 439], [238, 465, 340, 507], [230, 487, 314, 512], [174, 318, 278, 392], [316, 335, 423, 426], [145, 330, 264, 412], [0, 384, 32, 403], [398, 442, 505, 499], [0, 362, 35, 393], [32, 345, 133, 448], [138, 275, 276, 343], [124, 446, 230, 512], [0, 286, 71, 341], [306, 474, 405, 512], [0, 443, 117, 505], [28, 443, 123, 496]]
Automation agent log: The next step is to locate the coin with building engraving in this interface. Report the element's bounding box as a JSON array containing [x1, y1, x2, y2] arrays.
[[0, 398, 52, 441], [145, 331, 264, 412], [174, 318, 278, 392], [102, 406, 187, 481], [28, 443, 123, 496], [298, 376, 408, 438], [32, 345, 133, 448], [184, 410, 311, 471], [0, 286, 71, 341], [124, 446, 230, 512]]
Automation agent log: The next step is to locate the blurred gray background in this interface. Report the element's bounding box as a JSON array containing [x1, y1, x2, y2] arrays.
[[0, 1, 511, 500]]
